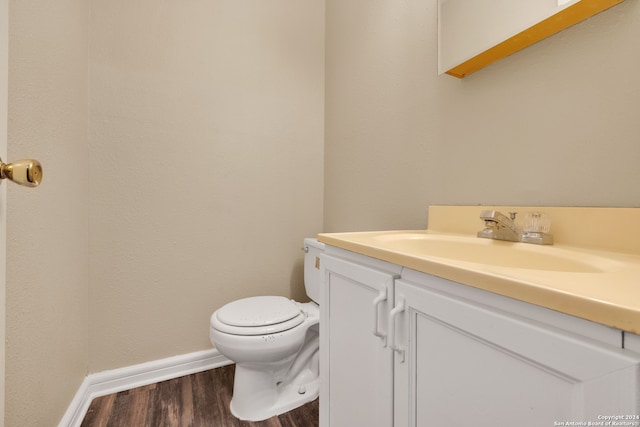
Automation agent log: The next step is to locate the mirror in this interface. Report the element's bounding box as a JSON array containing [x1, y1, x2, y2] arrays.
[[438, 0, 625, 78]]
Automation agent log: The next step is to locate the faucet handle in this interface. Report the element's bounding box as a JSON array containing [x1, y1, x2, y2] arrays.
[[509, 212, 517, 221], [523, 212, 551, 234], [521, 212, 553, 244]]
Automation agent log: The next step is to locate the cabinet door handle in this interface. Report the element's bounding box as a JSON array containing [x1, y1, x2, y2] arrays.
[[372, 287, 388, 344], [388, 297, 406, 363]]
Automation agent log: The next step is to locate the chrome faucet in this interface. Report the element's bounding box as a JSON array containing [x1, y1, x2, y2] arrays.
[[477, 210, 521, 242], [477, 210, 553, 245]]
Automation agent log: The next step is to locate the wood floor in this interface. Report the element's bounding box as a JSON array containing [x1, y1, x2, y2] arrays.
[[80, 364, 319, 427]]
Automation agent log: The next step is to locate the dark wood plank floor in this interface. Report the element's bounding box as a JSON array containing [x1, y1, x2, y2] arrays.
[[81, 364, 319, 427]]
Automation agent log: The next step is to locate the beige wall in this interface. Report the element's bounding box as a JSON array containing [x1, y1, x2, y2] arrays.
[[6, 0, 323, 425], [7, 0, 90, 425], [8, 0, 639, 424], [88, 0, 325, 372], [324, 0, 640, 232]]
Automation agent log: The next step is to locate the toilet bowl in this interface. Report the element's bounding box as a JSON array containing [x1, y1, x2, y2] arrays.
[[209, 238, 324, 421]]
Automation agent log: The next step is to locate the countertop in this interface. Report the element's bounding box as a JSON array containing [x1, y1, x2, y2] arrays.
[[317, 206, 640, 334]]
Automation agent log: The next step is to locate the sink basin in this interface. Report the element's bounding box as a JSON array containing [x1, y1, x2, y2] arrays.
[[371, 232, 618, 273]]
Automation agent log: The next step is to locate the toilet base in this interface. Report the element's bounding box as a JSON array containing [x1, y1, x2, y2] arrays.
[[229, 326, 320, 422], [229, 367, 320, 421]]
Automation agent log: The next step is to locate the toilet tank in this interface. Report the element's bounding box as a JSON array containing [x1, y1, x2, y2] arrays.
[[303, 237, 325, 303]]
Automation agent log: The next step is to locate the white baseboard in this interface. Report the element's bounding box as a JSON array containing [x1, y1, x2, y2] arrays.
[[59, 349, 231, 427]]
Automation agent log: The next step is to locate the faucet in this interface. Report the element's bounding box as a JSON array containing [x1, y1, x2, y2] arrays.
[[477, 210, 521, 242], [477, 210, 554, 245]]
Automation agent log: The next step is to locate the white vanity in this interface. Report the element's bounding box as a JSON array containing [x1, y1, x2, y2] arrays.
[[318, 206, 640, 427]]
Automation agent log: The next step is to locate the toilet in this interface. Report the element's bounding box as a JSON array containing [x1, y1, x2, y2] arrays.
[[209, 238, 324, 421]]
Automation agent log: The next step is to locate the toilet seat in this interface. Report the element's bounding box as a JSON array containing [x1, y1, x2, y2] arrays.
[[212, 296, 305, 336]]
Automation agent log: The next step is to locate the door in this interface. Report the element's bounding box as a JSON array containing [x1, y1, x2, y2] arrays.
[[0, 0, 8, 424], [0, 0, 7, 424], [393, 277, 640, 427], [320, 254, 399, 427]]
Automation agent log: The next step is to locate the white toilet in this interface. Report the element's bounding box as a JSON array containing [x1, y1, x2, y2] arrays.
[[209, 238, 324, 421]]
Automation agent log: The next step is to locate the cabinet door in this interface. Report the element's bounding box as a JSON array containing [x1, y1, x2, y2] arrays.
[[393, 278, 640, 427], [320, 254, 399, 427]]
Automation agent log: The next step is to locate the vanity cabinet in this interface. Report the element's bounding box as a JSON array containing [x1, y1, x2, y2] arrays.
[[393, 275, 640, 426], [319, 252, 401, 427], [320, 248, 640, 427]]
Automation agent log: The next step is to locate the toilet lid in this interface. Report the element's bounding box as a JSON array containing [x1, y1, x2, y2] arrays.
[[212, 296, 305, 336]]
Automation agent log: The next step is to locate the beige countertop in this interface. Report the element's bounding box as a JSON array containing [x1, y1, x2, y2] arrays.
[[318, 206, 640, 334]]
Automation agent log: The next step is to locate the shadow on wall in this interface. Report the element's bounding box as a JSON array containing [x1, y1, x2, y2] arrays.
[[289, 258, 308, 303]]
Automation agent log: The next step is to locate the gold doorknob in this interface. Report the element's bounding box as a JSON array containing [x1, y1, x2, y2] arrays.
[[0, 157, 43, 187]]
